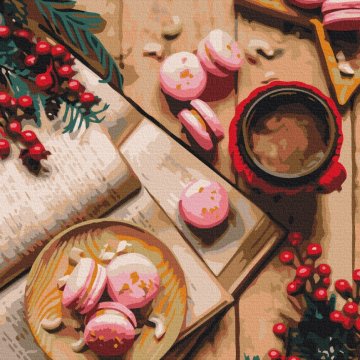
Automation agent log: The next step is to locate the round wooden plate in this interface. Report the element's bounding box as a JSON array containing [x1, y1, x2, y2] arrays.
[[25, 219, 187, 360]]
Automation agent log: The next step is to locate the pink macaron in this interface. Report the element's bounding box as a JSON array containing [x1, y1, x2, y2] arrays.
[[205, 29, 243, 72], [160, 51, 207, 101], [197, 38, 230, 78], [288, 0, 324, 9], [106, 253, 160, 309], [62, 258, 107, 315], [323, 9, 360, 30], [179, 179, 230, 229], [178, 99, 224, 151], [322, 0, 360, 14], [84, 302, 137, 356]]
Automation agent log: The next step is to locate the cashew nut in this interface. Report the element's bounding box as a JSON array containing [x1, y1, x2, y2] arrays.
[[71, 333, 86, 353], [162, 15, 182, 38], [41, 317, 62, 331], [99, 251, 116, 263], [143, 42, 164, 59], [338, 62, 355, 77], [116, 240, 131, 255], [148, 314, 166, 340], [247, 39, 275, 59], [57, 275, 70, 290], [69, 247, 84, 266], [336, 51, 346, 62]]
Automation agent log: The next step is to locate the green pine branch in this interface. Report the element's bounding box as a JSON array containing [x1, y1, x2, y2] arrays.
[[61, 101, 109, 133], [34, 0, 123, 90]]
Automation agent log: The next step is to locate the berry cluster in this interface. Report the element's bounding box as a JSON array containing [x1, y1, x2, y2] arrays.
[[268, 348, 300, 360], [265, 232, 360, 359], [329, 270, 360, 331], [0, 92, 50, 166], [279, 232, 330, 302], [0, 21, 99, 171]]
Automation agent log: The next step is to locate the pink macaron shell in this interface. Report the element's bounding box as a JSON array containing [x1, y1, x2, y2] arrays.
[[205, 29, 243, 72], [197, 38, 229, 78], [289, 0, 324, 9], [107, 253, 160, 309], [178, 109, 214, 151], [85, 302, 137, 328], [77, 264, 107, 315], [322, 0, 360, 14], [323, 9, 360, 30], [84, 311, 135, 356], [190, 99, 224, 139], [62, 258, 95, 309], [179, 179, 230, 229], [159, 51, 207, 101]]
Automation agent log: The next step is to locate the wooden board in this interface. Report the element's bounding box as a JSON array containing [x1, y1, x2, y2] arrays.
[[117, 0, 237, 183], [0, 188, 233, 360], [25, 220, 187, 360], [235, 0, 360, 106], [120, 119, 285, 293]]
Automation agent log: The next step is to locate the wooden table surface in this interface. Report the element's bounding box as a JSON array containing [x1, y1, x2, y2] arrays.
[[71, 0, 359, 358]]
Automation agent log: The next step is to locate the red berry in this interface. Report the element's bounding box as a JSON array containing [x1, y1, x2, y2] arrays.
[[21, 130, 38, 144], [0, 138, 10, 158], [24, 54, 37, 67], [268, 349, 281, 359], [353, 269, 360, 282], [316, 264, 331, 277], [56, 65, 74, 78], [0, 92, 11, 106], [279, 250, 294, 265], [330, 310, 344, 323], [18, 95, 33, 108], [8, 120, 22, 134], [68, 79, 84, 93], [0, 25, 10, 39], [288, 232, 303, 247], [322, 277, 331, 288], [51, 44, 66, 58], [28, 143, 46, 161], [287, 357, 300, 360], [35, 41, 52, 55], [35, 73, 53, 90], [355, 317, 360, 332], [80, 92, 95, 104], [63, 52, 72, 63], [272, 322, 287, 336], [313, 287, 328, 301], [343, 302, 358, 318], [296, 265, 312, 279], [13, 29, 33, 41], [341, 316, 354, 330], [335, 279, 352, 295], [287, 280, 302, 296], [306, 243, 322, 259], [9, 97, 17, 108]]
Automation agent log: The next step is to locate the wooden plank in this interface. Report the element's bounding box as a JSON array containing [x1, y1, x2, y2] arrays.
[[234, 12, 354, 357], [119, 0, 237, 182], [0, 188, 233, 359], [120, 119, 284, 287]]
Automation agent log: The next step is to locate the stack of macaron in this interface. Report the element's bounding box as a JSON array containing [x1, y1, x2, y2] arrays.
[[159, 29, 243, 152], [51, 248, 161, 356], [179, 179, 230, 230], [322, 0, 360, 31], [288, 0, 360, 31]]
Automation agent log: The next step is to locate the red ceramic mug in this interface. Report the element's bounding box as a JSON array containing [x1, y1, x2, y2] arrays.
[[229, 81, 346, 195]]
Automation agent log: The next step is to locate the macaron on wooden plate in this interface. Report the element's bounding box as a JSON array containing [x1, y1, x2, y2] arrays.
[[24, 219, 187, 360]]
